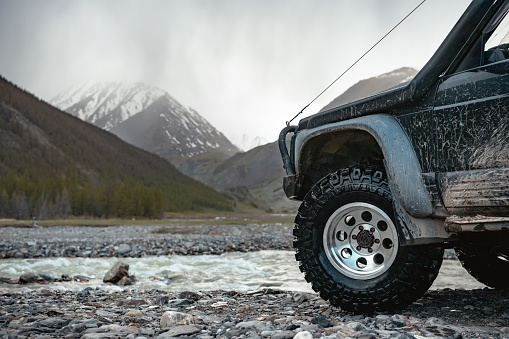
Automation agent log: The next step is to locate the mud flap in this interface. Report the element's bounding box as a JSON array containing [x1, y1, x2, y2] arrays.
[[391, 194, 457, 246]]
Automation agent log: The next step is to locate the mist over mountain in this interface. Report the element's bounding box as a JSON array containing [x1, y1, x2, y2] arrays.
[[51, 82, 240, 160], [230, 134, 270, 152]]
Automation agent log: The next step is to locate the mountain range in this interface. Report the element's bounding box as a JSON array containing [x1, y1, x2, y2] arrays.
[[179, 67, 419, 212], [0, 76, 233, 219], [47, 67, 418, 214], [320, 67, 418, 111], [51, 82, 239, 161]]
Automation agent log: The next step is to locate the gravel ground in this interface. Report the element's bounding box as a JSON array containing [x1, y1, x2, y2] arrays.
[[0, 224, 294, 259], [0, 224, 508, 338]]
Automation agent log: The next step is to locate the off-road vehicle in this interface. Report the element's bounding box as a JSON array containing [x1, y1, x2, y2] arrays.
[[279, 0, 509, 313]]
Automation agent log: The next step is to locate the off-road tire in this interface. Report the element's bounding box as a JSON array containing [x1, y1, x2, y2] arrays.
[[455, 245, 509, 289], [293, 166, 444, 313]]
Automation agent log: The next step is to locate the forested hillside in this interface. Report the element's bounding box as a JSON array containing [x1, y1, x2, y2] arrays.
[[0, 76, 233, 219]]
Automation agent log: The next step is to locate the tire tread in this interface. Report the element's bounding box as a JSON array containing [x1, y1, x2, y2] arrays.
[[293, 166, 443, 313]]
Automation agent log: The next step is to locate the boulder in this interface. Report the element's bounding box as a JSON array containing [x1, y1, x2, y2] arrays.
[[103, 261, 135, 285], [117, 275, 137, 286], [117, 244, 131, 254], [19, 273, 38, 284]]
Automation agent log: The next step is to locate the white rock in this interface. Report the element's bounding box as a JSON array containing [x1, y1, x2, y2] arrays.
[[293, 331, 313, 339], [117, 243, 131, 254], [160, 311, 198, 328]]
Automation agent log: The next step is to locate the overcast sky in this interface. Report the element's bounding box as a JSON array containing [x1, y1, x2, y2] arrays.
[[0, 0, 470, 145]]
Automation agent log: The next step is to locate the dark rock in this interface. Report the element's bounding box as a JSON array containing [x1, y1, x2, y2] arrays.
[[37, 273, 56, 281], [293, 292, 310, 303], [117, 275, 137, 286], [18, 325, 54, 333], [386, 319, 406, 328], [36, 318, 72, 329], [387, 333, 415, 339], [83, 319, 102, 328], [160, 324, 201, 337], [421, 325, 461, 338], [354, 334, 377, 339], [36, 317, 72, 329], [74, 275, 91, 282], [59, 322, 87, 334], [226, 329, 242, 337], [19, 273, 38, 284], [47, 309, 65, 317], [103, 261, 133, 285], [119, 299, 149, 307], [347, 321, 369, 332], [169, 298, 195, 306], [311, 316, 334, 328], [61, 274, 73, 281], [157, 295, 170, 304], [0, 277, 18, 284], [38, 289, 54, 296], [179, 291, 201, 300]]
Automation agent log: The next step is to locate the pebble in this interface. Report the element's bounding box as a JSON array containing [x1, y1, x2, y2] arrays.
[[0, 288, 506, 338], [0, 224, 294, 259]]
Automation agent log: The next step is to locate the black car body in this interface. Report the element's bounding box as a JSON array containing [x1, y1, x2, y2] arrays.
[[279, 0, 509, 313]]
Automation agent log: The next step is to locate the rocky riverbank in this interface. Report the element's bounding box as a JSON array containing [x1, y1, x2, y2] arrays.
[[0, 223, 507, 338], [0, 287, 508, 338], [0, 224, 294, 259]]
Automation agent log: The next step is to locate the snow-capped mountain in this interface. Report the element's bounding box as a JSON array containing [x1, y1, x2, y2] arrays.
[[51, 82, 240, 159], [111, 94, 239, 159], [230, 134, 270, 152], [51, 82, 165, 130]]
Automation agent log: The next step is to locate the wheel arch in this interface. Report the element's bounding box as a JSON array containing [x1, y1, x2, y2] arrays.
[[294, 114, 433, 218]]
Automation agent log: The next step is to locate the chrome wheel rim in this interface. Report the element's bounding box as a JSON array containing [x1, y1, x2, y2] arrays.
[[323, 202, 399, 280]]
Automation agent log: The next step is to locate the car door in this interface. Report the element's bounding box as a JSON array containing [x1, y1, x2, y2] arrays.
[[434, 7, 509, 216]]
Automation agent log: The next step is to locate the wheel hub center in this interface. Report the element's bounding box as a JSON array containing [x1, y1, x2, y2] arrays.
[[356, 230, 374, 248]]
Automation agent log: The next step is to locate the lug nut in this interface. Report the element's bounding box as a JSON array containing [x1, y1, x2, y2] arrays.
[[375, 239, 380, 244], [356, 246, 361, 251], [368, 248, 373, 253], [370, 228, 375, 232], [359, 226, 364, 230], [352, 235, 357, 239]]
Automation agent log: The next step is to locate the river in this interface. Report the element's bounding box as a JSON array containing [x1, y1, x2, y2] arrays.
[[0, 250, 485, 293]]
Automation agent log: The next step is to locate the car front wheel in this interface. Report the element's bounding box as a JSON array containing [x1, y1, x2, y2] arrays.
[[293, 166, 444, 313]]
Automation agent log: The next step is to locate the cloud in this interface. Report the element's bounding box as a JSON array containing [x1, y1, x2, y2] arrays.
[[0, 0, 471, 142]]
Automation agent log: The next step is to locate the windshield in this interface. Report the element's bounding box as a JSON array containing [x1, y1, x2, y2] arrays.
[[486, 10, 509, 49]]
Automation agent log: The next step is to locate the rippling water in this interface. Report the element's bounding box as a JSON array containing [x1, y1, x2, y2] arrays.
[[0, 251, 485, 292]]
